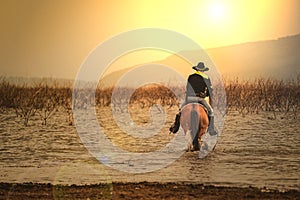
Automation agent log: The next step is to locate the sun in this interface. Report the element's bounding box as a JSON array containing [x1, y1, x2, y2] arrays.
[[209, 3, 226, 20], [188, 0, 235, 47], [208, 2, 227, 22]]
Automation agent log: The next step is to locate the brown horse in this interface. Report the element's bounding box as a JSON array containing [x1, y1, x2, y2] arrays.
[[180, 103, 209, 151]]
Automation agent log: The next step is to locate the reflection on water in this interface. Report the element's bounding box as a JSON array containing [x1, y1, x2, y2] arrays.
[[0, 108, 299, 191]]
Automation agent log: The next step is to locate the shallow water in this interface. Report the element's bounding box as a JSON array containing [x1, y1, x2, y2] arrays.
[[0, 107, 299, 191]]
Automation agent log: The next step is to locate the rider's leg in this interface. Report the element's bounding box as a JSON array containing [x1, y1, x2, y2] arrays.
[[169, 101, 186, 134], [169, 112, 181, 133], [199, 99, 217, 136], [207, 115, 217, 136]]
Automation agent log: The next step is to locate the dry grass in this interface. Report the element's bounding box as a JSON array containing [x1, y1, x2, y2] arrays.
[[224, 76, 300, 118], [0, 79, 73, 126], [0, 76, 299, 126]]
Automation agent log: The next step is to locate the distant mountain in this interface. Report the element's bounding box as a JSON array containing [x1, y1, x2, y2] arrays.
[[99, 34, 300, 87], [207, 34, 300, 80], [4, 34, 299, 87]]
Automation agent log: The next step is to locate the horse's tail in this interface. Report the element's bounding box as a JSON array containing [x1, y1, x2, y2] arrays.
[[190, 110, 200, 149]]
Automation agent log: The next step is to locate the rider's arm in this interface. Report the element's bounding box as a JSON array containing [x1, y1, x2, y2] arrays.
[[206, 77, 213, 106]]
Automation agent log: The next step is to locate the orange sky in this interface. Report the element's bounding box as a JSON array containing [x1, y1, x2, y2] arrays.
[[0, 0, 300, 79]]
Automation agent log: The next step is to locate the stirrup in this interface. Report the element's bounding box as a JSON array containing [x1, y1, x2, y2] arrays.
[[208, 129, 218, 136], [169, 123, 179, 134], [169, 113, 180, 134]]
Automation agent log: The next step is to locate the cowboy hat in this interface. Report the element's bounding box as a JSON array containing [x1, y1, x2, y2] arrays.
[[192, 62, 209, 72]]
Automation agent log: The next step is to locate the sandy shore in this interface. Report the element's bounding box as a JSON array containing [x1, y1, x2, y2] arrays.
[[1, 182, 299, 200]]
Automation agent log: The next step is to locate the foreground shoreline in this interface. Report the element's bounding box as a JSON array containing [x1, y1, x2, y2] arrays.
[[1, 182, 299, 200]]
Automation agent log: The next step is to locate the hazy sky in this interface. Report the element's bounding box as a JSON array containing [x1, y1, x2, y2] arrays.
[[1, 0, 300, 79]]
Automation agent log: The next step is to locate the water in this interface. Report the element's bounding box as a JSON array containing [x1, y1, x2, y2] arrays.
[[0, 107, 299, 191]]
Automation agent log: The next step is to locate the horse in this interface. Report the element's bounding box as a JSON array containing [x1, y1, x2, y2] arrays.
[[180, 103, 209, 151]]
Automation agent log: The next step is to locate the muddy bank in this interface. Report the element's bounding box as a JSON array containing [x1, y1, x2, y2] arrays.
[[1, 182, 299, 200]]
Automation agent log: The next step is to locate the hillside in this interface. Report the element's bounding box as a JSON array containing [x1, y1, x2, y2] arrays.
[[99, 34, 300, 87], [207, 34, 300, 80]]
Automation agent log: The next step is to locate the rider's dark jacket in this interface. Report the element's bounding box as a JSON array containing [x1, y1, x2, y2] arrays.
[[185, 71, 213, 101]]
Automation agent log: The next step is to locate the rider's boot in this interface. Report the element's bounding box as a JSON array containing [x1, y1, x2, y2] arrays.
[[208, 116, 218, 136], [169, 113, 181, 133]]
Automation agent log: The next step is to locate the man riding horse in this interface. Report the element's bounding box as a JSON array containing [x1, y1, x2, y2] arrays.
[[169, 62, 217, 136]]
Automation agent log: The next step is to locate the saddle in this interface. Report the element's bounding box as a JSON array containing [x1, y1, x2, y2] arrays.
[[185, 96, 209, 114]]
